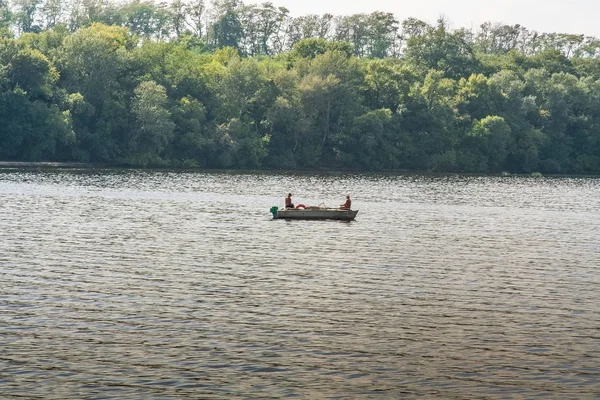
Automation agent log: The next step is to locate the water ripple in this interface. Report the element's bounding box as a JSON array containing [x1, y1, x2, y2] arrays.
[[1, 170, 599, 399]]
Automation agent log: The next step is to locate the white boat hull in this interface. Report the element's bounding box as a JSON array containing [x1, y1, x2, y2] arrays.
[[276, 208, 358, 221]]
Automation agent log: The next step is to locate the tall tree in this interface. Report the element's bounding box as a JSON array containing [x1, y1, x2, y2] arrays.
[[184, 0, 205, 38], [57, 23, 134, 162], [0, 0, 13, 29], [406, 18, 480, 78], [129, 80, 175, 164], [210, 9, 242, 49], [13, 0, 42, 33], [366, 11, 399, 58]]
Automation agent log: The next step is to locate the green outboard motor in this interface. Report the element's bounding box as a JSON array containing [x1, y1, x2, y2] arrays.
[[270, 206, 278, 218]]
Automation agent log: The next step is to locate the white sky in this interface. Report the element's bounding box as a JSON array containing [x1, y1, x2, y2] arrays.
[[266, 0, 600, 37]]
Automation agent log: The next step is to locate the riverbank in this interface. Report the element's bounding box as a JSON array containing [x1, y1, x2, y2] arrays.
[[1, 161, 599, 178], [0, 161, 98, 168]]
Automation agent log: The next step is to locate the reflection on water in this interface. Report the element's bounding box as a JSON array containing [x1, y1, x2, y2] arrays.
[[1, 169, 599, 399]]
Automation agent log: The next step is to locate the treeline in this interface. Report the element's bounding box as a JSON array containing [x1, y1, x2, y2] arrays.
[[1, 0, 600, 173], [4, 0, 600, 59]]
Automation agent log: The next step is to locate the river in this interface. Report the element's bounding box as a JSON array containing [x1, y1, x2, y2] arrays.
[[1, 169, 599, 399]]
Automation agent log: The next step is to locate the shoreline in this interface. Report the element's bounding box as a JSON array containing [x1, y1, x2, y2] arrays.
[[0, 161, 98, 168], [1, 161, 599, 178]]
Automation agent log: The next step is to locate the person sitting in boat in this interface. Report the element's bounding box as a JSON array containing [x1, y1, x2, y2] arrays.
[[340, 195, 351, 209], [285, 193, 294, 209]]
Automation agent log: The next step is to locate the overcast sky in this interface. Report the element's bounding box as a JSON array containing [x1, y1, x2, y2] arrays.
[[267, 0, 599, 37]]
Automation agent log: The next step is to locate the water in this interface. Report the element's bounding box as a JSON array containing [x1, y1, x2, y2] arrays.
[[1, 169, 599, 399]]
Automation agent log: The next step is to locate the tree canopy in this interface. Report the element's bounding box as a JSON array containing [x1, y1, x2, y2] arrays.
[[1, 0, 600, 173]]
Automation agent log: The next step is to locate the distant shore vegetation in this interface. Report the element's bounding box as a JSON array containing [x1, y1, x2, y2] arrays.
[[1, 0, 600, 174]]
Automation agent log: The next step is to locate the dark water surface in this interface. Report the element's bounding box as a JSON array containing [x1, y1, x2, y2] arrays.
[[1, 169, 599, 399]]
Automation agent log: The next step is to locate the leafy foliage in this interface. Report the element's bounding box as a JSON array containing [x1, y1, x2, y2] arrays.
[[1, 1, 600, 173]]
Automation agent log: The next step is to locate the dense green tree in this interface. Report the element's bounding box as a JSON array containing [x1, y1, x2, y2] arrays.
[[210, 9, 242, 49], [525, 49, 574, 75], [0, 89, 74, 160], [297, 50, 363, 166], [406, 18, 481, 79], [365, 12, 399, 58], [57, 23, 134, 162], [0, 36, 74, 161], [362, 59, 417, 112], [397, 69, 460, 170], [463, 115, 512, 171], [291, 37, 353, 60], [0, 0, 12, 29], [6, 47, 54, 97], [454, 73, 507, 144], [120, 0, 172, 41], [129, 80, 175, 164], [1, 1, 600, 174], [170, 95, 213, 166], [336, 108, 395, 169]]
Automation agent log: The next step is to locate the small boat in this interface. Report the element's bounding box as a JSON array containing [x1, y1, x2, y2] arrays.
[[270, 206, 358, 221]]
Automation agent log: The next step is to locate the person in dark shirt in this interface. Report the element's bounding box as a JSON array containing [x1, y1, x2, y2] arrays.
[[340, 195, 351, 209], [285, 193, 294, 209]]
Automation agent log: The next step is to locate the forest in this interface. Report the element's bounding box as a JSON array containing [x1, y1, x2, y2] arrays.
[[1, 0, 600, 173]]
